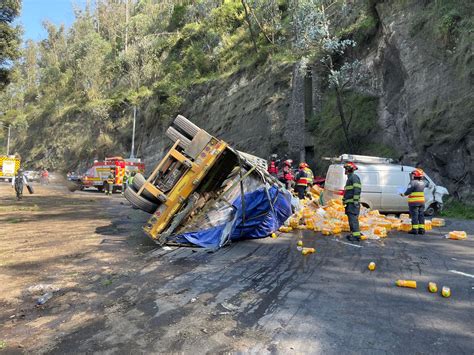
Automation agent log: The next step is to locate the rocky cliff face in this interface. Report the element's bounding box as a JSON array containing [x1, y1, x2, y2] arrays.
[[138, 0, 472, 201], [366, 1, 473, 200], [139, 62, 306, 170]]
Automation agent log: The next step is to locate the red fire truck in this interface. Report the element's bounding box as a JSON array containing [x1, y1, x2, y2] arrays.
[[81, 157, 145, 193]]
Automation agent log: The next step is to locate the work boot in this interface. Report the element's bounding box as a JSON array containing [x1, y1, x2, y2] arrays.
[[409, 229, 419, 235], [418, 229, 425, 235], [345, 234, 354, 242]]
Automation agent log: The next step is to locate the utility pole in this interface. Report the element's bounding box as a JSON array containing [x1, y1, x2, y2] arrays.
[[125, 0, 129, 54], [7, 125, 10, 156], [130, 106, 136, 159]]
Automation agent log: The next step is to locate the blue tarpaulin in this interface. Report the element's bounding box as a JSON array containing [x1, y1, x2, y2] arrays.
[[173, 185, 292, 249]]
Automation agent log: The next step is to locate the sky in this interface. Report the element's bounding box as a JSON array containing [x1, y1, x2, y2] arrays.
[[17, 0, 89, 42]]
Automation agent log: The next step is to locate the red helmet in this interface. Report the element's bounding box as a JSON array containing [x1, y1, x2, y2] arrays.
[[412, 169, 424, 178], [284, 159, 293, 166], [299, 162, 306, 169], [343, 162, 358, 172]]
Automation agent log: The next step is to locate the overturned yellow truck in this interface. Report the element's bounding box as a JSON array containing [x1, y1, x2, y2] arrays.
[[125, 115, 293, 249]]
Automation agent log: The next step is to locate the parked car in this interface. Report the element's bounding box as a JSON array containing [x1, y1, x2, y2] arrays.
[[24, 170, 40, 182], [323, 154, 449, 216]]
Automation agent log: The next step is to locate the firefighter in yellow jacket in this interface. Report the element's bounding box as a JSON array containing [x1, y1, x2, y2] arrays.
[[105, 168, 115, 196]]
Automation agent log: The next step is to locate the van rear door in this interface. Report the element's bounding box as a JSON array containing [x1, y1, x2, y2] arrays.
[[323, 164, 345, 203]]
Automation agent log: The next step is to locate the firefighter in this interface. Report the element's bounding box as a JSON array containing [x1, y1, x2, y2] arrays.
[[122, 171, 129, 195], [268, 154, 279, 177], [343, 162, 363, 242], [295, 163, 309, 199], [105, 168, 115, 196], [280, 159, 294, 190], [12, 169, 28, 201], [401, 169, 426, 235], [127, 171, 136, 187], [303, 163, 314, 192]]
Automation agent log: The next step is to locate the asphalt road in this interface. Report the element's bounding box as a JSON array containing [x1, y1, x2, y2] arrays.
[[49, 201, 474, 354]]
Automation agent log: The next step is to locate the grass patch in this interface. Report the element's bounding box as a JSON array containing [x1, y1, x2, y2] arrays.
[[0, 204, 40, 212], [0, 340, 6, 350], [6, 217, 22, 224], [440, 199, 474, 220]]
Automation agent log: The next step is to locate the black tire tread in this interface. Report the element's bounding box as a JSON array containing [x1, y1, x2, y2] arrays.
[[124, 186, 158, 214]]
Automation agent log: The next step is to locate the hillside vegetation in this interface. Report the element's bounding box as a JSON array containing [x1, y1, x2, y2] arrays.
[[0, 0, 472, 184]]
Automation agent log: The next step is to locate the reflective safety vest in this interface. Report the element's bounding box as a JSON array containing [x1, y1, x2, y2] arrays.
[[343, 173, 362, 204], [296, 169, 309, 186], [304, 167, 314, 185], [404, 179, 425, 206], [268, 161, 278, 175], [408, 191, 425, 205]]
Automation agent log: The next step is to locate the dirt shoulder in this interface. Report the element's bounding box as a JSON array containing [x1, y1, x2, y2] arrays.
[[1, 183, 473, 353], [0, 183, 152, 352]]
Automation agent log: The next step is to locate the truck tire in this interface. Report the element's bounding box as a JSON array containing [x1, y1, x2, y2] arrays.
[[174, 115, 200, 138], [166, 127, 191, 150], [132, 173, 159, 203], [124, 186, 158, 214]]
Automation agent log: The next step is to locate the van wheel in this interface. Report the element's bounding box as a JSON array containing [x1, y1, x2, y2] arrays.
[[424, 204, 437, 217]]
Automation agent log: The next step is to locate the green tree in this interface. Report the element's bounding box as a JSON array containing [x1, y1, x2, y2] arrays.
[[0, 0, 21, 90]]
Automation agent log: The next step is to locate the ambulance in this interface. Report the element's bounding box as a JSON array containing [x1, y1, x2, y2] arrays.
[[81, 156, 145, 192], [0, 155, 20, 182]]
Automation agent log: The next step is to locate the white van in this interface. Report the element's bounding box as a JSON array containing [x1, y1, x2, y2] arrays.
[[323, 154, 449, 215]]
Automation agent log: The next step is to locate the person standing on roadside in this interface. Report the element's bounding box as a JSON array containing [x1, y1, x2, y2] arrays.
[[105, 168, 115, 196], [295, 163, 309, 199], [401, 169, 426, 235], [343, 162, 363, 242], [122, 171, 129, 195], [12, 169, 29, 201]]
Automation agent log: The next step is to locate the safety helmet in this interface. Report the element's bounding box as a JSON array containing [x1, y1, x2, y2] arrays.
[[343, 162, 358, 172], [412, 168, 424, 178], [18, 168, 24, 174], [284, 159, 293, 166], [270, 154, 278, 160]]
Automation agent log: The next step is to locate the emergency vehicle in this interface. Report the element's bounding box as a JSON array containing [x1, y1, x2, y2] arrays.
[[0, 155, 20, 182], [82, 156, 145, 192]]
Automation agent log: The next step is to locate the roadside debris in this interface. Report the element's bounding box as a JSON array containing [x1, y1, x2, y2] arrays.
[[281, 185, 445, 239], [27, 284, 59, 295], [396, 280, 417, 288], [301, 247, 315, 255], [447, 231, 467, 240], [221, 301, 240, 312], [36, 292, 53, 305], [428, 282, 438, 293], [441, 286, 451, 297], [432, 218, 446, 227]]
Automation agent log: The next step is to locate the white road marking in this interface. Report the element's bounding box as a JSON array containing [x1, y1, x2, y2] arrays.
[[449, 270, 474, 279], [334, 239, 362, 248]]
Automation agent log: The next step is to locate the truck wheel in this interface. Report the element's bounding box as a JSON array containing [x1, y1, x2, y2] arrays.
[[166, 126, 191, 150], [174, 115, 200, 138], [124, 186, 158, 214], [132, 173, 160, 203]]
